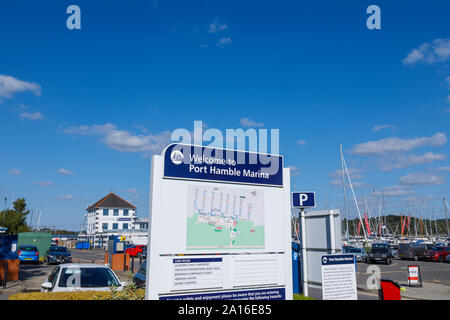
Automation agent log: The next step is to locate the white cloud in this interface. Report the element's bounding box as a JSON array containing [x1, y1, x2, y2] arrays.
[[8, 169, 22, 175], [217, 37, 232, 48], [399, 172, 445, 186], [0, 75, 41, 102], [329, 168, 364, 180], [446, 95, 450, 104], [371, 185, 415, 197], [208, 17, 228, 34], [297, 140, 306, 146], [380, 152, 445, 171], [403, 38, 450, 65], [58, 168, 75, 175], [240, 118, 264, 128], [19, 111, 44, 121], [445, 76, 450, 88], [373, 124, 395, 132], [437, 166, 450, 172], [287, 166, 300, 176], [63, 123, 171, 154], [56, 195, 73, 200], [444, 108, 450, 114], [34, 181, 53, 187], [350, 133, 447, 156]]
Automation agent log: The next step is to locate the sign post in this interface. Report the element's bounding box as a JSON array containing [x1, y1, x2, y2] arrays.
[[146, 144, 292, 300], [291, 192, 316, 297]]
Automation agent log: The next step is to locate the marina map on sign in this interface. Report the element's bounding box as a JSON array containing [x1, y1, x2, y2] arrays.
[[186, 185, 265, 250]]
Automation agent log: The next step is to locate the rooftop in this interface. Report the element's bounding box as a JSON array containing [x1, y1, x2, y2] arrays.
[[87, 192, 136, 211]]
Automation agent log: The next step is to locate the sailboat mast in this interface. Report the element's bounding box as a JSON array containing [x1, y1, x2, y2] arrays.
[[444, 197, 450, 238], [340, 144, 349, 240]]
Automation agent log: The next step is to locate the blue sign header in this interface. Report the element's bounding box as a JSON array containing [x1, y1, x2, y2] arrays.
[[163, 144, 283, 187], [292, 192, 316, 208], [321, 254, 355, 266]]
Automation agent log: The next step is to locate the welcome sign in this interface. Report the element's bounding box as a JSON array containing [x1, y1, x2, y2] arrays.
[[163, 143, 283, 187]]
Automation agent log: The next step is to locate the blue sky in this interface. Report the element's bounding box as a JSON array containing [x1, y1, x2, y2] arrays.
[[0, 0, 449, 230]]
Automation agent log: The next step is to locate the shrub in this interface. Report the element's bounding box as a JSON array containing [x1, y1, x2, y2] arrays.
[[9, 283, 145, 300]]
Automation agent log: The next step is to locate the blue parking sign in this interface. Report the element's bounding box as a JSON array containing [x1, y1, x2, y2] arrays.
[[292, 192, 316, 208]]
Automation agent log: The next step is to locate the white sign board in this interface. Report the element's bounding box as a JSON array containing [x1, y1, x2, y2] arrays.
[[146, 144, 292, 300], [407, 265, 420, 286], [321, 254, 357, 300]]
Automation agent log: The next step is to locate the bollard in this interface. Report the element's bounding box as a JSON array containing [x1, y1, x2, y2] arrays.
[[123, 253, 127, 271], [131, 256, 135, 273]]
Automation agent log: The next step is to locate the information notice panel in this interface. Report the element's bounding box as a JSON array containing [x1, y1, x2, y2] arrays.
[[146, 144, 292, 300], [321, 254, 357, 300]]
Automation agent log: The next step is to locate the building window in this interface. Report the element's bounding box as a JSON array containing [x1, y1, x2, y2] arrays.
[[123, 209, 129, 216], [103, 209, 109, 216], [102, 223, 108, 230], [112, 223, 118, 230], [123, 223, 128, 230], [113, 209, 119, 216]]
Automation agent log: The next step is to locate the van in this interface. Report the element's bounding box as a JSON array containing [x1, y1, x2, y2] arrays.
[[399, 243, 433, 261]]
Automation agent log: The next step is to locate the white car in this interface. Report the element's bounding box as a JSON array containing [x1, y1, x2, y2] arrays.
[[41, 263, 125, 292]]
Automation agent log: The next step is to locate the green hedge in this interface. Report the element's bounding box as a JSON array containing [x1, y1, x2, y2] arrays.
[[9, 283, 145, 300]]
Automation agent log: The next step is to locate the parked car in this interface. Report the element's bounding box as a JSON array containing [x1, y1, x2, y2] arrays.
[[342, 246, 355, 254], [132, 260, 147, 289], [125, 245, 147, 257], [399, 242, 432, 261], [45, 246, 72, 265], [446, 254, 450, 263], [17, 245, 39, 263], [41, 263, 124, 292], [423, 246, 450, 263], [347, 247, 368, 262], [368, 243, 392, 264]]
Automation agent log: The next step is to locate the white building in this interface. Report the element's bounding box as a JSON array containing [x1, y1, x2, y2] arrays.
[[80, 192, 142, 248]]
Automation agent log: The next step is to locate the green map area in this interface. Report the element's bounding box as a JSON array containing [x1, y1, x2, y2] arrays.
[[187, 213, 265, 249]]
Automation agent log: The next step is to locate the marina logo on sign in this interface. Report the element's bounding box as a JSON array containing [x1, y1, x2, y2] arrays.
[[170, 150, 184, 165]]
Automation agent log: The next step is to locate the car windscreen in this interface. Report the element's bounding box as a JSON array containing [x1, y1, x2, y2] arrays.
[[348, 249, 362, 253], [50, 247, 68, 253], [20, 246, 37, 251], [371, 244, 388, 252], [58, 267, 120, 288]]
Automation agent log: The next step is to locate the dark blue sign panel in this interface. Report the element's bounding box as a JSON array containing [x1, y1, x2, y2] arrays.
[[321, 254, 355, 266], [163, 143, 283, 187], [159, 288, 285, 300], [292, 192, 316, 208]]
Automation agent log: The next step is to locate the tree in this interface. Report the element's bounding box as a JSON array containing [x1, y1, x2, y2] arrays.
[[0, 198, 31, 235]]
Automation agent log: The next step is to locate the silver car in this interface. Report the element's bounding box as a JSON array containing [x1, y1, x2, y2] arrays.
[[348, 247, 368, 263], [41, 263, 125, 292]]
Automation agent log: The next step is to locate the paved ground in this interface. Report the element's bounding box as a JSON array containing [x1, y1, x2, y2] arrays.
[[355, 259, 450, 300], [1, 251, 449, 300]]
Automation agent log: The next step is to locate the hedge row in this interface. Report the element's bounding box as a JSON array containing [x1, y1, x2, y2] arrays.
[[9, 288, 145, 300]]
